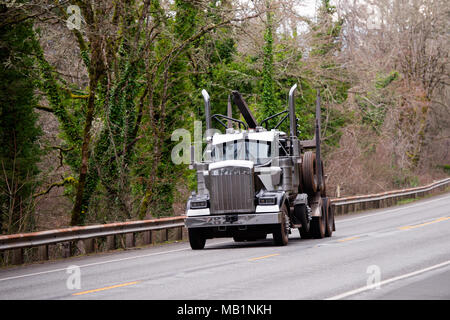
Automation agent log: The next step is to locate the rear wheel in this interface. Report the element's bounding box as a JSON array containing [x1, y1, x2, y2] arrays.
[[273, 203, 289, 246], [324, 197, 333, 237], [188, 228, 206, 250], [310, 199, 326, 239]]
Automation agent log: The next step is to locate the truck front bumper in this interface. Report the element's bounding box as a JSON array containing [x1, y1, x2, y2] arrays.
[[185, 212, 282, 228]]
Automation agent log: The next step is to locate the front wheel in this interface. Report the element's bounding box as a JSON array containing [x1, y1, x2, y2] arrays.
[[295, 204, 311, 239], [188, 228, 206, 250], [273, 203, 289, 246]]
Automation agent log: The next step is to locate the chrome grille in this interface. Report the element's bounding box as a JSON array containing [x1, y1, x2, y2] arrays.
[[209, 166, 255, 214]]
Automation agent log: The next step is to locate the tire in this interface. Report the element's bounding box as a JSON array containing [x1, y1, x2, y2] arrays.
[[310, 199, 326, 239], [333, 210, 336, 231], [324, 197, 333, 237], [295, 204, 311, 239], [273, 203, 289, 246], [302, 151, 318, 193], [188, 228, 206, 250], [320, 160, 326, 197]]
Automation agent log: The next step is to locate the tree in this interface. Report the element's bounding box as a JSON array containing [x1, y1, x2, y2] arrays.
[[0, 5, 42, 233], [261, 0, 277, 123]]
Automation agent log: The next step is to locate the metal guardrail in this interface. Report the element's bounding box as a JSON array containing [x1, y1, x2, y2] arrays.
[[1, 177, 449, 265], [0, 217, 185, 251], [330, 177, 450, 215], [0, 216, 186, 265]]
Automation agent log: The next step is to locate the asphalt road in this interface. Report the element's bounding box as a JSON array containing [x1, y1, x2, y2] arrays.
[[0, 193, 449, 300]]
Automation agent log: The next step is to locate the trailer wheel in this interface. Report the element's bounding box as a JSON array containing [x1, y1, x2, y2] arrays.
[[324, 197, 333, 237], [302, 151, 318, 193], [273, 204, 289, 246], [310, 200, 326, 239], [188, 228, 206, 250]]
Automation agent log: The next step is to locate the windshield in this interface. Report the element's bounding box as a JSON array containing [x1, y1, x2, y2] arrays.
[[211, 139, 271, 165]]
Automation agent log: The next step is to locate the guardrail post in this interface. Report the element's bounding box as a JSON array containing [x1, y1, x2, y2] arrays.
[[151, 230, 158, 244], [38, 245, 49, 261], [143, 231, 151, 245], [168, 228, 178, 241], [125, 233, 135, 248], [106, 235, 115, 251], [84, 239, 95, 254], [182, 227, 188, 240], [62, 242, 72, 258], [153, 229, 167, 243], [12, 248, 23, 265]]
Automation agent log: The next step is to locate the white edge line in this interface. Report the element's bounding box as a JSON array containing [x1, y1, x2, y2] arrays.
[[325, 260, 450, 300], [0, 240, 231, 282]]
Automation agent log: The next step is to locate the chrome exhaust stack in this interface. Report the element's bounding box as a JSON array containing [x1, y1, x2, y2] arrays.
[[288, 83, 298, 139], [202, 89, 212, 136]]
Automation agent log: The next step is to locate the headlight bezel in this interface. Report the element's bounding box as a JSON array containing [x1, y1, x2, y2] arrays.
[[258, 197, 277, 205], [190, 199, 208, 209]]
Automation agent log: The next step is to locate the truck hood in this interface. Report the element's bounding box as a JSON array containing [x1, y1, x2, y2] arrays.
[[208, 160, 254, 170]]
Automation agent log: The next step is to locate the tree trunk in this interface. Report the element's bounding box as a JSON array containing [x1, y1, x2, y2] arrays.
[[70, 75, 99, 226]]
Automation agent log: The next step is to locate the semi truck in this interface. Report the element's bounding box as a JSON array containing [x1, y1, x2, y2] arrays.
[[185, 84, 335, 249]]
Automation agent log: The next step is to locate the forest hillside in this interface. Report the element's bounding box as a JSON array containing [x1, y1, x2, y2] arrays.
[[0, 0, 448, 233]]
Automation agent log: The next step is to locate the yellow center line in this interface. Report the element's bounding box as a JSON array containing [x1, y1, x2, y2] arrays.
[[337, 236, 360, 243], [398, 216, 450, 231], [72, 281, 139, 296], [249, 253, 279, 261]]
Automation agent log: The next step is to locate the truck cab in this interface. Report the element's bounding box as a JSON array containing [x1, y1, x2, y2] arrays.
[[185, 86, 334, 249]]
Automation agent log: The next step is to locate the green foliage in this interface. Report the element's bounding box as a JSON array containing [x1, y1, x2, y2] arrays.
[[437, 164, 450, 175], [0, 17, 42, 233], [261, 3, 277, 122], [392, 168, 419, 188], [356, 93, 387, 129], [310, 0, 343, 57], [375, 71, 399, 89], [356, 71, 399, 132]]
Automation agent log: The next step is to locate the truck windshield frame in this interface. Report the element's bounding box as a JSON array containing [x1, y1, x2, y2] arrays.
[[211, 139, 271, 165]]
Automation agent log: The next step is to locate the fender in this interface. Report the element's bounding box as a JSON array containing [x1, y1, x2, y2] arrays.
[[256, 190, 289, 214]]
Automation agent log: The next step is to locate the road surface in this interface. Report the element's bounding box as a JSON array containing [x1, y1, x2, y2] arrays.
[[0, 193, 449, 300]]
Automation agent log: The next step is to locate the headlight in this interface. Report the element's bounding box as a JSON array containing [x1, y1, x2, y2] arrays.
[[258, 197, 276, 205], [191, 200, 208, 209]]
